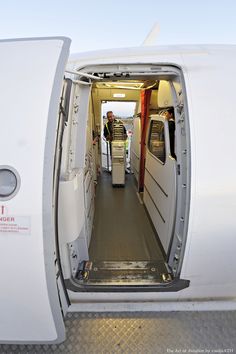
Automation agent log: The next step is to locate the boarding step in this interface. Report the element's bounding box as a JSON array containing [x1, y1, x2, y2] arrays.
[[75, 260, 173, 286]]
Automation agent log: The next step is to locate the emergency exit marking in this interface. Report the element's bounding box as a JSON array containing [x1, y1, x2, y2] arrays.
[[0, 215, 31, 235]]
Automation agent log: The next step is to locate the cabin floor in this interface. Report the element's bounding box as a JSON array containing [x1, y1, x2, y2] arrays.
[[76, 171, 171, 286], [89, 171, 164, 261]]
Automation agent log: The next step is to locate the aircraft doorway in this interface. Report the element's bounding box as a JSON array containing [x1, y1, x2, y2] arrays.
[[58, 64, 190, 293], [101, 101, 136, 171]]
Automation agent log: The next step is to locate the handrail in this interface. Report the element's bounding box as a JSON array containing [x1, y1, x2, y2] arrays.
[[65, 69, 102, 80]]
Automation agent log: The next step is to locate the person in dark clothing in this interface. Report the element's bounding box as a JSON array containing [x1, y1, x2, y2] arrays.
[[103, 111, 115, 158], [165, 107, 176, 159], [103, 111, 115, 142], [103, 111, 127, 156], [103, 111, 127, 141]]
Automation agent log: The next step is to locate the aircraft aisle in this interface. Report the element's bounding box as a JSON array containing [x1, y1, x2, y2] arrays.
[[89, 172, 164, 261]]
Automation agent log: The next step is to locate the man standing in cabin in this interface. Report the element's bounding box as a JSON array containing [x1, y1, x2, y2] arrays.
[[103, 111, 115, 144], [103, 111, 127, 156], [165, 107, 176, 159]]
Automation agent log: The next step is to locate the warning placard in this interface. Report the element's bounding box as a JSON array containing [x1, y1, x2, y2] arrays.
[[0, 216, 31, 235]]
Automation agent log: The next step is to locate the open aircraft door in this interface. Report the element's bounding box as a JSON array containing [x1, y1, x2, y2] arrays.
[[144, 115, 177, 256], [0, 37, 71, 343]]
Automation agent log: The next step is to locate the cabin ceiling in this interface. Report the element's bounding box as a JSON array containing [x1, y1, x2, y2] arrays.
[[94, 80, 159, 90]]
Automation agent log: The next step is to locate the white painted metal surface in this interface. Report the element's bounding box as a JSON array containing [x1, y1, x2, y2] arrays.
[[59, 170, 84, 245], [0, 38, 70, 343], [178, 47, 236, 299], [144, 115, 176, 253], [69, 45, 236, 302], [1, 41, 236, 345]]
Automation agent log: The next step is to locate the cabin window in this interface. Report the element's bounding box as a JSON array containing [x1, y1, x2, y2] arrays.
[[148, 120, 166, 163]]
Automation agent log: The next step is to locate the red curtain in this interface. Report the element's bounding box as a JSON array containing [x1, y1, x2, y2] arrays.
[[139, 89, 151, 191]]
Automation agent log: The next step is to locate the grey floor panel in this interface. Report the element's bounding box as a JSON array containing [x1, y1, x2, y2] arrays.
[[0, 311, 236, 353], [89, 172, 164, 261]]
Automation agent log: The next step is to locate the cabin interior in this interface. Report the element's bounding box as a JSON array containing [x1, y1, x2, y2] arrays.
[[57, 64, 189, 291]]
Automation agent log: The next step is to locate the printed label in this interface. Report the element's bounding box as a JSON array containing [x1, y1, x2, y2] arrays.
[[0, 215, 31, 234]]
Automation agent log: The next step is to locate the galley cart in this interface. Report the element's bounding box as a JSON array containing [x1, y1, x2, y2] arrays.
[[111, 123, 126, 186]]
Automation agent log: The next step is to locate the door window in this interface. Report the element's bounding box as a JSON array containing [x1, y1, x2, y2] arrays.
[[148, 120, 166, 163]]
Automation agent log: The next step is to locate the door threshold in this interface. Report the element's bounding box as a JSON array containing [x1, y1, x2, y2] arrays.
[[75, 260, 173, 286]]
